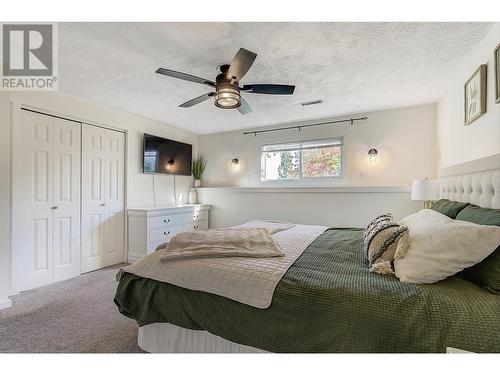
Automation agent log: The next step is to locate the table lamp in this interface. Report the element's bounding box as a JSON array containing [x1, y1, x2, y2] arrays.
[[411, 178, 439, 209]]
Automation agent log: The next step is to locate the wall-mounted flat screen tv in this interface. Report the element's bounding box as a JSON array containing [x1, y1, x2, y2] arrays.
[[143, 133, 192, 176]]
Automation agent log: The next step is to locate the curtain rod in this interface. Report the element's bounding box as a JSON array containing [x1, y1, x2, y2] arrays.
[[242, 116, 368, 136]]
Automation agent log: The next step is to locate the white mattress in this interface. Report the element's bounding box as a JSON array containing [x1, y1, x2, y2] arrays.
[[138, 323, 268, 353]]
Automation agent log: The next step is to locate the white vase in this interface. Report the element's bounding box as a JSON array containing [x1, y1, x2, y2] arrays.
[[194, 179, 201, 188], [188, 188, 198, 204]]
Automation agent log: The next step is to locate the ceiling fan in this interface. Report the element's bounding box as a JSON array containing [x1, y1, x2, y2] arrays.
[[155, 48, 295, 115]]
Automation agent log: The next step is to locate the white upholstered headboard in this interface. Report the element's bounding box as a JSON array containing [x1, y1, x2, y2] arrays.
[[439, 154, 500, 209]]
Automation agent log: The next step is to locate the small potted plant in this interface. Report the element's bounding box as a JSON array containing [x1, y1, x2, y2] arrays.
[[192, 154, 207, 188]]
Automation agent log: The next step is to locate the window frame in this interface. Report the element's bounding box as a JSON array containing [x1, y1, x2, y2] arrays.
[[260, 137, 345, 184]]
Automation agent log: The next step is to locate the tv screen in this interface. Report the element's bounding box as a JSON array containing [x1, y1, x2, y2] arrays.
[[143, 133, 192, 176]]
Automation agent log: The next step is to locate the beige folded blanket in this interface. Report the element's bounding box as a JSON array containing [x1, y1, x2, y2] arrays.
[[160, 228, 284, 262], [237, 220, 296, 234]]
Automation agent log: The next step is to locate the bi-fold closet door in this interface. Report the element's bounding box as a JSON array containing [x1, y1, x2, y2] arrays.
[[81, 124, 125, 273], [12, 110, 82, 291], [12, 110, 125, 292]]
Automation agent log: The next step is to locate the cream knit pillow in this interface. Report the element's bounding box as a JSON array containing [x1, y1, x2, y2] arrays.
[[394, 209, 500, 283]]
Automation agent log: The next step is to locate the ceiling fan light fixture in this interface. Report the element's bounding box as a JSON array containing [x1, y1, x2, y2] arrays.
[[156, 47, 295, 115], [214, 86, 240, 109]]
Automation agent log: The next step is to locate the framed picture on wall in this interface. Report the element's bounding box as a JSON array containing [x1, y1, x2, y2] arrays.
[[464, 64, 487, 125], [495, 42, 500, 104]]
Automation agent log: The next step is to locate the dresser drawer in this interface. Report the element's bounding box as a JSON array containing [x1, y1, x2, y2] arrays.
[[182, 224, 194, 232], [181, 212, 194, 224], [149, 214, 182, 229], [149, 225, 181, 243], [128, 206, 210, 262], [193, 221, 208, 231], [193, 210, 208, 223]]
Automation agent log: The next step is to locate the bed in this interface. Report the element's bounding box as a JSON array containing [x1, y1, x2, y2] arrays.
[[114, 155, 500, 353]]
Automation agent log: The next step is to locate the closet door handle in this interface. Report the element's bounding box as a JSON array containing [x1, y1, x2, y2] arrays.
[[50, 206, 58, 210], [100, 203, 106, 206]]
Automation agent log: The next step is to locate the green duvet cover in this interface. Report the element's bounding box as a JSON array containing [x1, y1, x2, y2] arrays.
[[114, 228, 500, 353]]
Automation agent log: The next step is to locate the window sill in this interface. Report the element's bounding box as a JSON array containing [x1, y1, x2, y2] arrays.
[[196, 186, 411, 193]]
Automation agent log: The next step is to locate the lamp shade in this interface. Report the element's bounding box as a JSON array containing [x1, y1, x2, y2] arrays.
[[411, 179, 439, 201]]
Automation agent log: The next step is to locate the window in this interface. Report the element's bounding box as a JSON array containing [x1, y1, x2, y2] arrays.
[[261, 138, 344, 182]]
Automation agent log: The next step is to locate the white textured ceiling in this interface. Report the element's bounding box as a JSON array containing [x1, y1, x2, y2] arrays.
[[59, 22, 493, 134]]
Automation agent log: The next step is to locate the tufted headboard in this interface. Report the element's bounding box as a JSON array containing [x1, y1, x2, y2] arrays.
[[439, 154, 500, 209]]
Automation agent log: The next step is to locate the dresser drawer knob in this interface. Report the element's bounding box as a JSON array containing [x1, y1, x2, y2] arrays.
[[163, 219, 170, 223], [163, 231, 170, 235]]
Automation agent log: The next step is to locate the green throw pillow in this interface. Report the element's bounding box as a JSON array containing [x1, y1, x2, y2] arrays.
[[456, 204, 500, 226], [456, 205, 500, 295], [431, 199, 469, 219]]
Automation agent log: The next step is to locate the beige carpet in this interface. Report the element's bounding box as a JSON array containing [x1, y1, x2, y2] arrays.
[[0, 264, 142, 353]]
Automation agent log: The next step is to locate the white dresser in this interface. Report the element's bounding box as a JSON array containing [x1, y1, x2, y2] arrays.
[[127, 204, 210, 262]]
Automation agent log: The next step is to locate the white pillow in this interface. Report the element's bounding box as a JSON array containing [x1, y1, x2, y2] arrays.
[[394, 209, 500, 284]]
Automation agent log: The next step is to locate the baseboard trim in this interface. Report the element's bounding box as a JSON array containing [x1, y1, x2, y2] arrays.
[[127, 255, 140, 263], [0, 298, 12, 310]]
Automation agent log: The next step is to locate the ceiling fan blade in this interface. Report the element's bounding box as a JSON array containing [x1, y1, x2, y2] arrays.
[[156, 68, 215, 87], [227, 48, 257, 81], [241, 84, 295, 95], [179, 92, 215, 108], [237, 96, 252, 115]]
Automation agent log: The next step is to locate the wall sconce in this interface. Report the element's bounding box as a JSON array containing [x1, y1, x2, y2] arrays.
[[368, 148, 378, 165], [165, 159, 174, 170], [231, 158, 240, 169]]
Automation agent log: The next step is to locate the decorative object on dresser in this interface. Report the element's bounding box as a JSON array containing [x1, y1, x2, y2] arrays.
[[192, 154, 207, 188], [495, 42, 500, 103], [411, 177, 439, 208], [127, 205, 210, 262], [464, 64, 487, 125], [188, 188, 198, 204]]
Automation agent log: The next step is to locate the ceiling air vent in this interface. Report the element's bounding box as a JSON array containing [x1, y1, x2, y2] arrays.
[[301, 99, 323, 106]]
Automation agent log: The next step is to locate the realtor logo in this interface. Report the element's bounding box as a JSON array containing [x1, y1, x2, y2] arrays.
[[1, 23, 58, 90]]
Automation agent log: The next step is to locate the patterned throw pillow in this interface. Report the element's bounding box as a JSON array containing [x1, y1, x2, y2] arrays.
[[364, 213, 409, 275]]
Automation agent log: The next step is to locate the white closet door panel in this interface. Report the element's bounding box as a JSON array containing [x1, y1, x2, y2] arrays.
[[12, 111, 54, 291], [82, 125, 106, 272], [104, 130, 125, 266], [52, 118, 81, 282], [103, 211, 125, 265], [82, 125, 125, 272]]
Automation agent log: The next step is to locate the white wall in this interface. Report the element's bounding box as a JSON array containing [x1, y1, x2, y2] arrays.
[[196, 104, 435, 229], [0, 92, 12, 308], [0, 90, 198, 302], [437, 23, 500, 169], [198, 187, 421, 228], [198, 104, 437, 187]]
